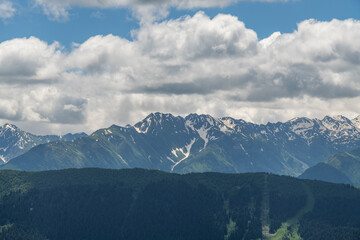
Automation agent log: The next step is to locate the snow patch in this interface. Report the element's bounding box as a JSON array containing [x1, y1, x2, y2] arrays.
[[185, 120, 195, 131], [3, 123, 16, 131], [171, 138, 196, 172], [134, 126, 142, 134], [0, 147, 8, 152], [197, 126, 209, 149], [219, 125, 232, 134], [130, 135, 135, 144], [134, 117, 152, 134], [290, 119, 314, 136], [104, 129, 112, 135], [167, 157, 175, 164], [221, 118, 236, 130], [239, 144, 249, 155]]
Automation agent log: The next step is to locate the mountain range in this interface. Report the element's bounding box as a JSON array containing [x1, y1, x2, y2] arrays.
[[2, 113, 360, 176], [0, 123, 87, 164]]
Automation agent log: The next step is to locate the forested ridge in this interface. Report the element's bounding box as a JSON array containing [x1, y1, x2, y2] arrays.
[[0, 168, 359, 240]]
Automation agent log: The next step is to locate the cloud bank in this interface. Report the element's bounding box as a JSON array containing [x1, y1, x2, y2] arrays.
[[0, 13, 359, 134]]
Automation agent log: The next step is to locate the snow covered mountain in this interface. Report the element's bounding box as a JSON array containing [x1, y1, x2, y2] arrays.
[[2, 113, 360, 176], [0, 123, 87, 163]]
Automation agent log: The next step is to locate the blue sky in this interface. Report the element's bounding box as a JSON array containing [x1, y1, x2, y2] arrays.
[[0, 0, 360, 134], [1, 0, 359, 49]]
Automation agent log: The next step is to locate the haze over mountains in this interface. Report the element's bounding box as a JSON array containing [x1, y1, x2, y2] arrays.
[[2, 113, 360, 177]]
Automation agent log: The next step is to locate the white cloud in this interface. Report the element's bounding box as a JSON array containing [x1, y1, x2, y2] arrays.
[[34, 0, 289, 21], [0, 1, 15, 19], [134, 12, 258, 59], [0, 37, 64, 83], [0, 14, 359, 134]]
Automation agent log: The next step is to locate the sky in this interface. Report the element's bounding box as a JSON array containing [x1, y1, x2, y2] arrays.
[[0, 0, 359, 134]]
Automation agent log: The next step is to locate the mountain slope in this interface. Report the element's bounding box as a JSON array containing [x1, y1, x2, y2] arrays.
[[299, 162, 353, 184], [3, 113, 360, 175], [300, 148, 360, 185], [0, 123, 87, 164], [0, 169, 359, 240]]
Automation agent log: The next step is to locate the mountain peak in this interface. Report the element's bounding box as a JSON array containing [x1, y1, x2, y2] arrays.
[[1, 123, 18, 132], [146, 112, 174, 119], [288, 117, 313, 123], [134, 112, 185, 134], [332, 115, 351, 122], [185, 113, 221, 128], [322, 115, 335, 121], [0, 123, 86, 164], [322, 115, 350, 123]]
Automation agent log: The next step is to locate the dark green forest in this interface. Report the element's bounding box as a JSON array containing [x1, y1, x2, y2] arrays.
[[0, 168, 359, 240]]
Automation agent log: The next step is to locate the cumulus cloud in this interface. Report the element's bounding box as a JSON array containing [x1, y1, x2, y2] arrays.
[[0, 37, 64, 83], [0, 1, 15, 19], [0, 13, 359, 134], [134, 13, 258, 59]]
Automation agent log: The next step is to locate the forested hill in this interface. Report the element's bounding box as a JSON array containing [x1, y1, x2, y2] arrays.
[[0, 168, 359, 240], [300, 147, 360, 186]]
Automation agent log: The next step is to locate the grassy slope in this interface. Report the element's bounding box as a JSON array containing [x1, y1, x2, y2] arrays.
[[324, 151, 360, 186], [265, 182, 315, 240]]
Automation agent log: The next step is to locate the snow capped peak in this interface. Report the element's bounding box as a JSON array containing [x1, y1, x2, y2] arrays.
[[0, 124, 21, 139], [288, 117, 312, 123], [0, 122, 85, 163], [321, 115, 347, 123], [184, 113, 222, 129], [288, 117, 315, 136], [318, 115, 359, 140], [145, 112, 179, 122], [1, 123, 17, 132], [289, 117, 300, 122], [132, 113, 360, 145], [321, 115, 352, 127], [332, 115, 351, 123], [321, 116, 337, 127], [134, 112, 185, 134]]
